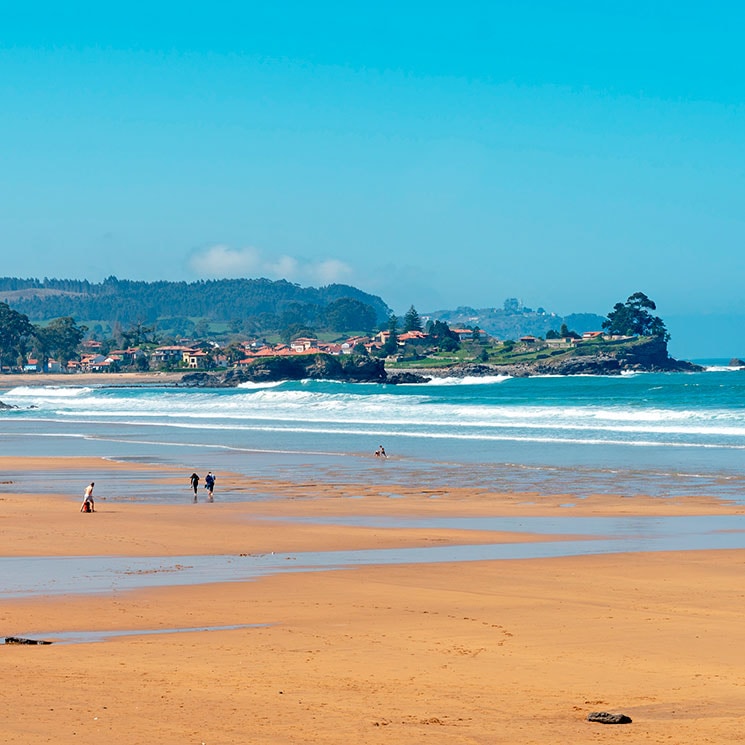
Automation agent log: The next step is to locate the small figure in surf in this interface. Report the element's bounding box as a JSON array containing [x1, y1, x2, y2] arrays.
[[374, 445, 387, 458], [189, 472, 200, 502]]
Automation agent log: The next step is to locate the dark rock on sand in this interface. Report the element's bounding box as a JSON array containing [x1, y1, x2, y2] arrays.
[[587, 711, 632, 724], [4, 636, 53, 645]]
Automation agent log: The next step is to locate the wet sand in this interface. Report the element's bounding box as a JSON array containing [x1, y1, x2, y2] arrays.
[[3, 456, 745, 744], [0, 371, 184, 388]]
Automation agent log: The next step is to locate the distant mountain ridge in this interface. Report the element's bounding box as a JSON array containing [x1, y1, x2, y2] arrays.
[[424, 304, 607, 341], [0, 276, 392, 330]]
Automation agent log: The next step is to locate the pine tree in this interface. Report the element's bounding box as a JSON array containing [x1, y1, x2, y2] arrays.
[[402, 305, 423, 332]]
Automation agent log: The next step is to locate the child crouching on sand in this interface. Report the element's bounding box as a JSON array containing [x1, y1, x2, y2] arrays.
[[80, 482, 95, 512]]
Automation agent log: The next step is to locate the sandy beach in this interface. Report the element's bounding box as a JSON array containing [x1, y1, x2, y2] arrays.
[[0, 458, 745, 745], [0, 371, 186, 389], [2, 456, 744, 744]]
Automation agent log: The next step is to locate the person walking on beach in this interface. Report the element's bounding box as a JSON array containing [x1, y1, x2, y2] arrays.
[[205, 471, 215, 502], [189, 472, 200, 502], [80, 482, 95, 512]]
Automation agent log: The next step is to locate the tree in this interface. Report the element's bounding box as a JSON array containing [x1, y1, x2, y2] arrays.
[[324, 297, 377, 332], [402, 305, 423, 333], [382, 314, 399, 356], [0, 302, 34, 368], [602, 292, 669, 341], [560, 323, 580, 339], [426, 319, 460, 352], [34, 317, 87, 369]]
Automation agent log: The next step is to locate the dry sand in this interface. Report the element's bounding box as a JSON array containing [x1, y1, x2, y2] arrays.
[[2, 456, 745, 744]]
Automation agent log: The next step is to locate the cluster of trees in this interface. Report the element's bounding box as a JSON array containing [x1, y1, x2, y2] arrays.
[[0, 302, 86, 370], [602, 292, 669, 341], [0, 291, 671, 373], [379, 305, 463, 356], [544, 292, 669, 343], [0, 277, 390, 335]]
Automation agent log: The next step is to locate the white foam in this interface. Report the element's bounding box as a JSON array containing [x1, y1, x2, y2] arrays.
[[235, 380, 284, 389], [423, 375, 512, 386], [4, 386, 94, 398]]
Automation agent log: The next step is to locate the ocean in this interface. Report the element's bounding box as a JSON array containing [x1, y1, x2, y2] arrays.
[[2, 361, 745, 504]]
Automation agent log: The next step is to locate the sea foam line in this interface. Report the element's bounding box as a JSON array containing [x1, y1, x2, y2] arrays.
[[35, 408, 745, 439], [23, 418, 745, 450]]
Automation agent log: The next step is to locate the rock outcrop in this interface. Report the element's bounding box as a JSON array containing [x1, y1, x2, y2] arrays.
[[409, 337, 702, 380], [180, 354, 386, 388]]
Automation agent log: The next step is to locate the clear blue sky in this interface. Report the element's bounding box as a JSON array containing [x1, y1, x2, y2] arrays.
[[2, 2, 744, 357]]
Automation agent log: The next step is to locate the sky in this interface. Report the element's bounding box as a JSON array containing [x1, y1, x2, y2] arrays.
[[1, 1, 744, 357]]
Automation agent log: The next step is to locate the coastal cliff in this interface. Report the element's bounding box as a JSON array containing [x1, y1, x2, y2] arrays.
[[405, 337, 702, 380], [179, 338, 701, 388], [180, 353, 386, 387]]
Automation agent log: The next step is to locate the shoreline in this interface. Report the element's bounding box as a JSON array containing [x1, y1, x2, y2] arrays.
[[3, 456, 745, 742], [0, 371, 185, 388]]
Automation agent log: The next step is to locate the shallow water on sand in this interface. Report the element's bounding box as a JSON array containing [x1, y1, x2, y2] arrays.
[[2, 514, 744, 599]]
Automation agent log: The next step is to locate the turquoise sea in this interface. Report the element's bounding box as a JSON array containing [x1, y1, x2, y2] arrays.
[[2, 361, 745, 504]]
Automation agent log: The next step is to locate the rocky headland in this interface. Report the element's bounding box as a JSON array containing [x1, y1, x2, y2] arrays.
[[409, 337, 702, 381], [180, 353, 387, 387], [178, 337, 703, 388]]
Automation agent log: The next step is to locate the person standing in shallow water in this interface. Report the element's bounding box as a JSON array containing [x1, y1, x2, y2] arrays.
[[205, 471, 215, 502], [189, 472, 200, 502]]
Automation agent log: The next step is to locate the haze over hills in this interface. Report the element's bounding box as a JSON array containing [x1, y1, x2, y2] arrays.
[[0, 275, 611, 344], [0, 276, 392, 337], [1, 276, 612, 344], [424, 301, 606, 341]]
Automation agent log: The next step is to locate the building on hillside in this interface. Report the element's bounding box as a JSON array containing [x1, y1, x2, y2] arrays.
[[545, 337, 575, 347], [80, 354, 108, 372], [317, 342, 343, 355], [398, 330, 428, 343], [290, 337, 318, 353], [108, 347, 146, 366], [150, 345, 195, 368], [182, 349, 211, 369], [450, 328, 475, 341], [341, 336, 370, 354]]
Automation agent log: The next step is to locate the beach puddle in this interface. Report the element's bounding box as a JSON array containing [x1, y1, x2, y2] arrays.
[[3, 513, 745, 599], [1, 623, 266, 645]]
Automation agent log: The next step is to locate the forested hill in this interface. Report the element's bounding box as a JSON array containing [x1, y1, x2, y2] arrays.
[[0, 276, 392, 329]]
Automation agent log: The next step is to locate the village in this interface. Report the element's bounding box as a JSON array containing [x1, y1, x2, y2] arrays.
[[18, 327, 620, 375]]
